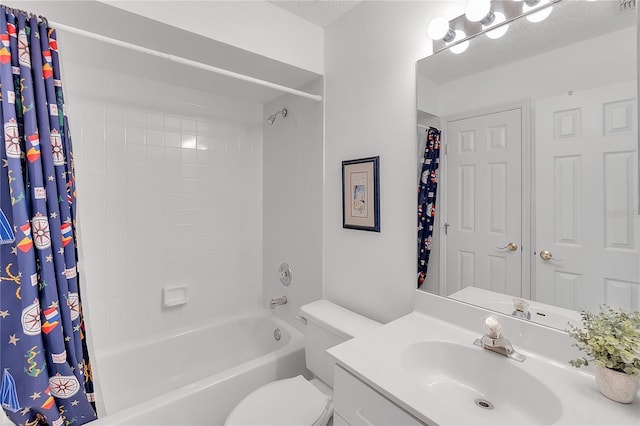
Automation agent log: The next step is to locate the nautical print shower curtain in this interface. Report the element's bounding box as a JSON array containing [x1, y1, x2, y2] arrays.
[[417, 127, 441, 288], [0, 8, 97, 425]]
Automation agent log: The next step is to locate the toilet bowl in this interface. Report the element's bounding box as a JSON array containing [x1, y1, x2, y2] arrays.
[[224, 300, 381, 426], [225, 376, 332, 426]]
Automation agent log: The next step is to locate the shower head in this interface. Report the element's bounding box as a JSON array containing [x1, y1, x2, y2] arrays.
[[266, 108, 287, 125]]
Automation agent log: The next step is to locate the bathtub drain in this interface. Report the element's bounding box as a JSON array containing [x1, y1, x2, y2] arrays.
[[474, 399, 494, 409], [273, 328, 281, 341]]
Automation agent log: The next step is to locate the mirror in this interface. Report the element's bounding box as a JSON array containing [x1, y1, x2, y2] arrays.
[[417, 0, 638, 330]]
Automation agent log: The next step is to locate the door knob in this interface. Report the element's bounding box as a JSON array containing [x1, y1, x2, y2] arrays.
[[539, 250, 552, 260], [497, 242, 518, 251], [539, 250, 563, 261]]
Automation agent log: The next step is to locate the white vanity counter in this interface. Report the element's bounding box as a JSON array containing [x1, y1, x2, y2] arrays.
[[449, 287, 582, 330], [327, 292, 640, 425]]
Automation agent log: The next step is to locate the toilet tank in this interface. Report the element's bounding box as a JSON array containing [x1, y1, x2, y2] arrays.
[[299, 300, 381, 388]]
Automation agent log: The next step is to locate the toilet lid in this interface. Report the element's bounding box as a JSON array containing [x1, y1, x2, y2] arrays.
[[225, 375, 332, 426]]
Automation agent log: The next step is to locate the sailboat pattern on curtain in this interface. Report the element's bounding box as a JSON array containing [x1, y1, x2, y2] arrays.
[[417, 127, 441, 288], [0, 8, 97, 426]]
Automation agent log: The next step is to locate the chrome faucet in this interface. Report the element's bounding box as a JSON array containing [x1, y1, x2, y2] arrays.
[[473, 316, 526, 362], [512, 298, 531, 320], [269, 296, 287, 310]]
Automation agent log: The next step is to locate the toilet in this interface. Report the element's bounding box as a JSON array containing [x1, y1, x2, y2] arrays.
[[225, 300, 381, 426]]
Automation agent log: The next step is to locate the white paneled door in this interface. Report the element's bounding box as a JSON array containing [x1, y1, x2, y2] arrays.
[[444, 108, 523, 297], [534, 81, 639, 312]]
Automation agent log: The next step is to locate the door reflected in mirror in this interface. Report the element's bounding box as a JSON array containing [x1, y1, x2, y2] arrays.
[[416, 0, 639, 330]]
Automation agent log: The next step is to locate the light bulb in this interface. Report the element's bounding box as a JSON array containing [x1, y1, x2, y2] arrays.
[[449, 30, 469, 54], [427, 17, 455, 42], [484, 11, 508, 39], [523, 0, 552, 23], [465, 0, 493, 24]]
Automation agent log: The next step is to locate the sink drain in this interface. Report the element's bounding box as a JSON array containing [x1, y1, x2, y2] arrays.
[[474, 399, 494, 410]]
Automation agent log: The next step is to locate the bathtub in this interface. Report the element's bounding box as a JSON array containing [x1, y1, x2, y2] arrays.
[[90, 311, 306, 425]]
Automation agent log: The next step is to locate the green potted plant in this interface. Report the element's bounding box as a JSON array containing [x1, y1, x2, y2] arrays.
[[567, 306, 640, 403]]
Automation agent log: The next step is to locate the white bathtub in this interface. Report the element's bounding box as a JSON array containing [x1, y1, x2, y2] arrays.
[[90, 311, 306, 425]]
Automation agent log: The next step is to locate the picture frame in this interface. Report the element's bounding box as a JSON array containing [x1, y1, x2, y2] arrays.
[[342, 156, 380, 232]]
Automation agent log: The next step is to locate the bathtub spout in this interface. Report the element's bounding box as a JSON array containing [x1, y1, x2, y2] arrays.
[[270, 296, 287, 310]]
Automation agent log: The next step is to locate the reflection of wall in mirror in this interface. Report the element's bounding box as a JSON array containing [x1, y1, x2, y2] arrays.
[[417, 75, 440, 116], [420, 27, 636, 118]]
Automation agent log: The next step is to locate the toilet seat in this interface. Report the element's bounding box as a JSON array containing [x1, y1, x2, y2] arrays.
[[225, 375, 332, 426]]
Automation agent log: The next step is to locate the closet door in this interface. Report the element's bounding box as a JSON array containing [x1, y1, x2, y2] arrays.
[[444, 108, 523, 298], [534, 80, 639, 312]]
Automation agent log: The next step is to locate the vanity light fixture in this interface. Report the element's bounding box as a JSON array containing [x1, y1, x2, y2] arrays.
[[465, 0, 495, 25], [427, 17, 456, 42], [428, 0, 557, 53], [523, 0, 553, 22], [484, 11, 509, 39], [448, 30, 470, 54]]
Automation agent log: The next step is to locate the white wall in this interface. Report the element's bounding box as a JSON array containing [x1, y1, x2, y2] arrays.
[[101, 0, 324, 75], [324, 1, 461, 323], [263, 78, 324, 330], [61, 40, 264, 351]]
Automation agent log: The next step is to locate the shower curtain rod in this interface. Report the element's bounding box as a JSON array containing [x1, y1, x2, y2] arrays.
[[49, 21, 323, 103]]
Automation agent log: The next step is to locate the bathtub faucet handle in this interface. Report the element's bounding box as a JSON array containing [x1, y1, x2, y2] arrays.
[[269, 296, 287, 310], [295, 315, 307, 325]]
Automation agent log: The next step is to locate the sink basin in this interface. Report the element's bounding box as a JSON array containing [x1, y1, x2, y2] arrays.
[[402, 341, 563, 425]]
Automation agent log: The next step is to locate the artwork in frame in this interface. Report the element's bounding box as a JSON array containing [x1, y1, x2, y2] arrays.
[[342, 156, 380, 232]]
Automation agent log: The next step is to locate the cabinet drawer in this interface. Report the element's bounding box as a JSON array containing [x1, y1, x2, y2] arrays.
[[333, 365, 425, 426]]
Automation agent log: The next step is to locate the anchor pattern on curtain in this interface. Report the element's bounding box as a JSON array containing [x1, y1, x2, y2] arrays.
[[417, 127, 441, 288], [0, 8, 97, 426]]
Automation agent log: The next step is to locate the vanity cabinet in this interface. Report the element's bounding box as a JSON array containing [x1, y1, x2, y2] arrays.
[[333, 365, 427, 426]]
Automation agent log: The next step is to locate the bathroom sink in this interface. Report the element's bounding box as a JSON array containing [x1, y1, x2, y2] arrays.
[[402, 341, 563, 425]]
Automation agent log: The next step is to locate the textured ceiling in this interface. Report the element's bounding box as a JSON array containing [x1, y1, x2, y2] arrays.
[[269, 0, 362, 27]]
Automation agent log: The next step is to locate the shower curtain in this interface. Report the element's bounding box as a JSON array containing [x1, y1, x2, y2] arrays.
[[417, 127, 441, 288], [0, 8, 97, 425]]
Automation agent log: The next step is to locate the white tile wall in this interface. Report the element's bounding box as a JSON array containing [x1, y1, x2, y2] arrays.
[[63, 60, 264, 352]]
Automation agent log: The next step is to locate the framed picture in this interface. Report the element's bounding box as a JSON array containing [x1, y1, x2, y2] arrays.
[[342, 156, 380, 232]]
